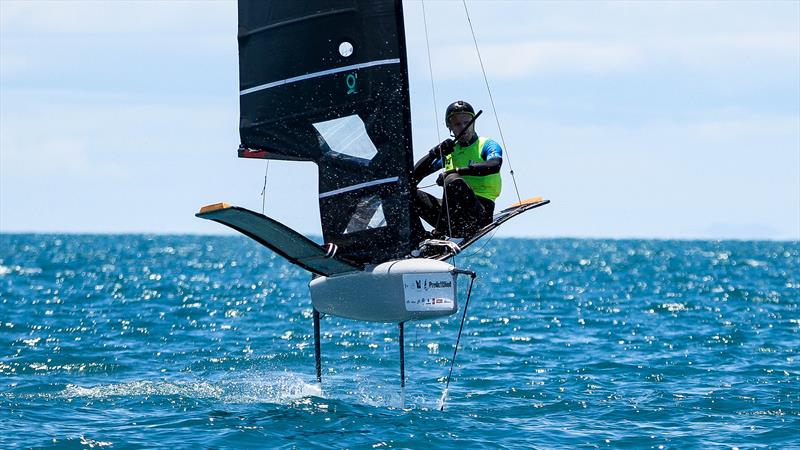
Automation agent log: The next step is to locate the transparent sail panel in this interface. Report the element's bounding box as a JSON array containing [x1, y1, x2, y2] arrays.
[[343, 195, 386, 234], [313, 115, 378, 162], [367, 204, 386, 229]]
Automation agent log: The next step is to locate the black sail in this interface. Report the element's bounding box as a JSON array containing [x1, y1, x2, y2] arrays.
[[237, 0, 414, 265]]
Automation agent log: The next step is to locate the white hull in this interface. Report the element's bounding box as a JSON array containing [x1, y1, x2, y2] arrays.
[[309, 258, 458, 322]]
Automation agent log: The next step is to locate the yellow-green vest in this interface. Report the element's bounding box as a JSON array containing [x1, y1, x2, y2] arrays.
[[444, 136, 502, 202]]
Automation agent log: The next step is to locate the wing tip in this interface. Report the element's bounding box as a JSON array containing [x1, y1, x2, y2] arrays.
[[198, 202, 232, 215], [507, 196, 545, 209]]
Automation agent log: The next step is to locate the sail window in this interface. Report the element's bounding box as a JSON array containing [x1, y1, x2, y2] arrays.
[[339, 41, 354, 57], [343, 195, 386, 234], [313, 115, 378, 161]]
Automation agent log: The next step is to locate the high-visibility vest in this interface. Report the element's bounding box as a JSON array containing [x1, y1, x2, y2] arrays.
[[444, 136, 502, 201]]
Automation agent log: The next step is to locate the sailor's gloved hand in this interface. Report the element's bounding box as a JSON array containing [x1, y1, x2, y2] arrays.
[[436, 169, 458, 186], [429, 139, 455, 158]]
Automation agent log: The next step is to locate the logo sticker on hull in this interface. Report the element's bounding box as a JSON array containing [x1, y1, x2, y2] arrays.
[[402, 273, 455, 312]]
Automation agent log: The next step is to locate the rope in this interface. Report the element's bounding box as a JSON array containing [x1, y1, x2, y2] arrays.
[[260, 160, 270, 215], [438, 272, 476, 411], [461, 1, 522, 204], [441, 183, 455, 246]]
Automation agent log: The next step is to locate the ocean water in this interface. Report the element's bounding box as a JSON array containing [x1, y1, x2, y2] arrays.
[[1, 234, 797, 449]]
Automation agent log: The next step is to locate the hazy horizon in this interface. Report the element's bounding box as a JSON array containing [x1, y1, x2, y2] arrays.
[[1, 231, 797, 244]]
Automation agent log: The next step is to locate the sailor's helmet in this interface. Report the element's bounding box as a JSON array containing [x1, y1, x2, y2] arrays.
[[444, 100, 475, 126]]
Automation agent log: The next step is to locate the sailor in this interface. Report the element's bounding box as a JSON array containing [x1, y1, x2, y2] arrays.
[[412, 100, 503, 240]]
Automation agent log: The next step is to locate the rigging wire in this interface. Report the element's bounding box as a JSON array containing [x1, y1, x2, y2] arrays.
[[438, 271, 477, 411], [461, 0, 522, 204], [260, 160, 270, 215], [462, 228, 499, 259], [422, 0, 441, 144], [421, 0, 455, 247]]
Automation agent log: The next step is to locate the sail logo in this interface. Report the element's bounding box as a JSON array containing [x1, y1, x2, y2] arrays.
[[346, 73, 358, 94]]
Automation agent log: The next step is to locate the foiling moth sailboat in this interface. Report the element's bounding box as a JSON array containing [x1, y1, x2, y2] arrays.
[[197, 0, 549, 389]]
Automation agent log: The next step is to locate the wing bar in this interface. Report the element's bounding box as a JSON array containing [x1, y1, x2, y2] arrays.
[[197, 203, 363, 276]]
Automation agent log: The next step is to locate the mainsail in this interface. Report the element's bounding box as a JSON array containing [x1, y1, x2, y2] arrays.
[[237, 0, 415, 265]]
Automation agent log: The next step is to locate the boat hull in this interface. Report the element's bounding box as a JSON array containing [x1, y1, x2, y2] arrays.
[[309, 258, 458, 322]]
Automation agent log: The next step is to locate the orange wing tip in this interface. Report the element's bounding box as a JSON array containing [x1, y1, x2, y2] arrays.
[[507, 196, 544, 209], [198, 202, 231, 214]]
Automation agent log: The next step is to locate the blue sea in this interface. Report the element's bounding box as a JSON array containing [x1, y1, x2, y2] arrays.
[[1, 234, 798, 449]]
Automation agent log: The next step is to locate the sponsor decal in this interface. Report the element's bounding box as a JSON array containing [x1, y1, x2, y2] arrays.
[[412, 279, 452, 291], [403, 273, 455, 312]]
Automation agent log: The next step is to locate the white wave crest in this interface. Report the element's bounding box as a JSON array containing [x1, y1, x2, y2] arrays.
[[60, 372, 322, 405]]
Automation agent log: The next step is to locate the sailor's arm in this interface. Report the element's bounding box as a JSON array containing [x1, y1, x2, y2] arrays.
[[411, 153, 439, 185], [412, 139, 453, 185], [454, 157, 502, 176], [452, 138, 503, 176]]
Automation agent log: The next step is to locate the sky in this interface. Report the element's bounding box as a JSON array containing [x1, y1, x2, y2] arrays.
[[1, 0, 798, 240]]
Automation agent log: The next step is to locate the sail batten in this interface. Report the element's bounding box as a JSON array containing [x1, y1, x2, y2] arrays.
[[319, 177, 400, 199], [240, 59, 401, 96], [238, 8, 357, 39], [237, 0, 414, 264]]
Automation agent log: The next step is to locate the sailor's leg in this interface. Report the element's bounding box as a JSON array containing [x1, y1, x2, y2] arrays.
[[440, 174, 484, 237], [313, 308, 322, 383], [476, 196, 495, 227], [414, 189, 442, 228], [412, 190, 443, 243]]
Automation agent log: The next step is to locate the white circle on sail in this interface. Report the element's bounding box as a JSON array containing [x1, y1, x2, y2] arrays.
[[339, 41, 354, 57]]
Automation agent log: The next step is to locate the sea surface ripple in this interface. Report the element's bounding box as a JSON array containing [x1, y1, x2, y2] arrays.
[[1, 234, 798, 449]]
